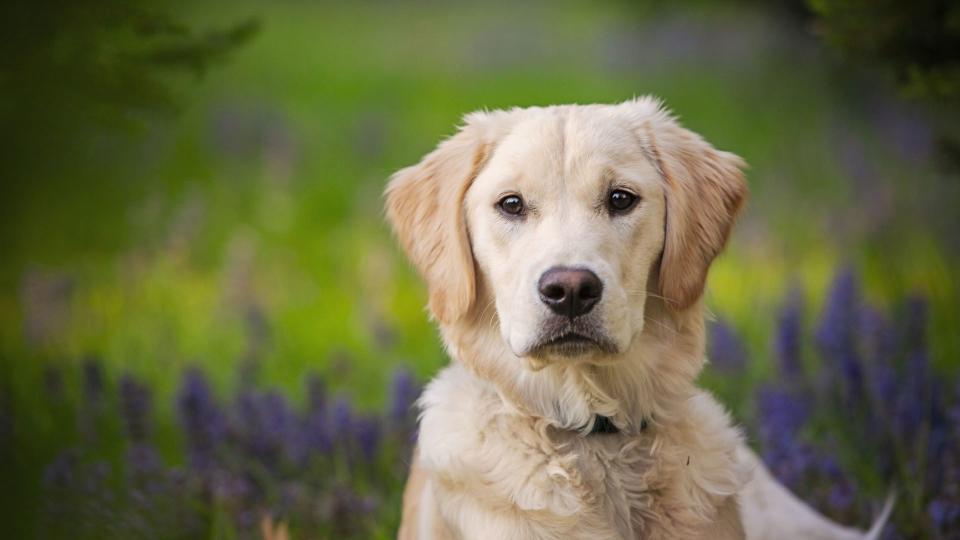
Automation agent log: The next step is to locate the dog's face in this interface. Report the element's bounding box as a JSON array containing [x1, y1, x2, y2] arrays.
[[464, 109, 666, 361], [386, 98, 746, 367]]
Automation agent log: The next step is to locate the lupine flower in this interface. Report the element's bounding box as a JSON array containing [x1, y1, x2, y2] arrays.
[[177, 368, 227, 471], [890, 350, 932, 441], [820, 453, 855, 513], [210, 468, 254, 503], [757, 385, 808, 436], [859, 306, 896, 431], [303, 374, 332, 456], [263, 391, 296, 462], [774, 287, 804, 379], [354, 415, 382, 460], [388, 368, 418, 424], [119, 375, 152, 442], [236, 389, 298, 470], [125, 443, 163, 482], [815, 268, 864, 405], [27, 272, 953, 540], [755, 385, 811, 489], [707, 318, 747, 373], [332, 396, 354, 440], [928, 498, 960, 536], [43, 449, 80, 489], [859, 307, 893, 364]]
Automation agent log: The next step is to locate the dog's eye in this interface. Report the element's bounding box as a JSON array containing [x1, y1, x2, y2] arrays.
[[498, 195, 525, 217], [608, 189, 638, 214]]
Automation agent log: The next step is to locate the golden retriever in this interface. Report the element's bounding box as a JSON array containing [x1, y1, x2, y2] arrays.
[[385, 98, 891, 539]]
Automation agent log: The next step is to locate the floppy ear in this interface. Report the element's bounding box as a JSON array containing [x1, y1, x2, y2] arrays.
[[385, 113, 501, 325], [638, 101, 748, 311]]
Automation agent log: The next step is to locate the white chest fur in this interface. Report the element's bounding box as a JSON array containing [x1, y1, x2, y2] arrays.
[[416, 364, 747, 540]]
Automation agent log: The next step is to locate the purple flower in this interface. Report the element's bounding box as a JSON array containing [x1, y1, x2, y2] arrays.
[[177, 368, 227, 471], [332, 396, 354, 439], [304, 373, 331, 455], [235, 389, 296, 469], [755, 385, 811, 489], [125, 443, 162, 484], [815, 269, 859, 355], [757, 385, 808, 436], [119, 375, 152, 442], [354, 415, 382, 460], [210, 469, 254, 503], [928, 498, 960, 534], [388, 367, 419, 427], [891, 351, 930, 440], [708, 318, 747, 373], [775, 287, 804, 379], [859, 307, 893, 365], [815, 268, 864, 404], [820, 454, 855, 513], [860, 307, 896, 424], [43, 449, 80, 489]]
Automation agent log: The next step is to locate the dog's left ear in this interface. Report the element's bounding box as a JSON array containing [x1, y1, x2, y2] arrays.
[[629, 98, 748, 311], [385, 111, 508, 325]]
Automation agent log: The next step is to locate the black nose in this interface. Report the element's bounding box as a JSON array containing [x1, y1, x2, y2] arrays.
[[538, 266, 603, 318]]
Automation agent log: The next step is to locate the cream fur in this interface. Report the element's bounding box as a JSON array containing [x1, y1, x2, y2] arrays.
[[387, 99, 890, 540]]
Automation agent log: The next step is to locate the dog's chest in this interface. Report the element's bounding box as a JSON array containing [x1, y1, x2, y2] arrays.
[[416, 365, 745, 539], [417, 374, 678, 538]]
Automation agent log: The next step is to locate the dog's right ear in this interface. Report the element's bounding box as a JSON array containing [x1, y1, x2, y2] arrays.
[[385, 111, 508, 325]]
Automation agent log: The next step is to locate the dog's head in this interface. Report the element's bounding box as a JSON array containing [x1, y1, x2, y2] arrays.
[[386, 98, 746, 368]]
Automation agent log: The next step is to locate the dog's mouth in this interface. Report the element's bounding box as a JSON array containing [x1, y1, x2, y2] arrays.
[[536, 333, 601, 357], [528, 326, 618, 358]]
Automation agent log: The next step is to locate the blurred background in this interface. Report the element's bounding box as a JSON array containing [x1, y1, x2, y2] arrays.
[[1, 0, 958, 538]]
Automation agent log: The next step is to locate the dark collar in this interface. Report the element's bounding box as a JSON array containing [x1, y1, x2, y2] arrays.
[[588, 415, 649, 435], [590, 414, 620, 434]]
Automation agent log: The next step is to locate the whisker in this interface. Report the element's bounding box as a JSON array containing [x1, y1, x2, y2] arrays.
[[476, 297, 497, 324], [643, 314, 679, 337]]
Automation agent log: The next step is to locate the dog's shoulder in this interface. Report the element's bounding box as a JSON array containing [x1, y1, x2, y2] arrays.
[[416, 364, 498, 468]]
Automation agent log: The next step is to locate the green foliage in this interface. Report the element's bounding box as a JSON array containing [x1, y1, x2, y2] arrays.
[[0, 0, 258, 128], [808, 0, 960, 100]]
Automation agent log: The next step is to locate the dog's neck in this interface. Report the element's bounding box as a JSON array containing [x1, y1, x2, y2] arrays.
[[441, 296, 706, 435]]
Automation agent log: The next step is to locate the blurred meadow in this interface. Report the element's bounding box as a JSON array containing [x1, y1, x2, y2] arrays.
[[1, 0, 958, 538]]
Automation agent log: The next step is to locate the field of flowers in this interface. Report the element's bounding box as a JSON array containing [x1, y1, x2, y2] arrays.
[[6, 269, 955, 538], [1, 1, 957, 539]]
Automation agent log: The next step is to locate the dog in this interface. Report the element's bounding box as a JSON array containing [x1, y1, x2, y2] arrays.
[[385, 98, 892, 539]]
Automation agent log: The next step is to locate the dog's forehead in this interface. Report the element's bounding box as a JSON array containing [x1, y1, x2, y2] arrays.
[[473, 106, 656, 201], [493, 106, 643, 171]]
